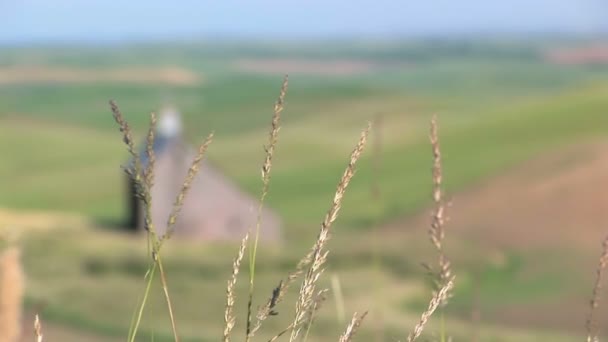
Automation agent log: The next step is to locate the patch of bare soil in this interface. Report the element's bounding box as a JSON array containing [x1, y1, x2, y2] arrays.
[[385, 140, 608, 251], [0, 65, 202, 86], [233, 58, 375, 75]]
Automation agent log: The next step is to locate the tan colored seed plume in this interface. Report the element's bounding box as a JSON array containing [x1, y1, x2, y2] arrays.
[[301, 289, 329, 340], [109, 100, 139, 163], [223, 233, 249, 342], [429, 114, 445, 251], [586, 234, 608, 342], [289, 122, 371, 341], [339, 311, 368, 342], [261, 74, 288, 183], [406, 278, 455, 342], [426, 115, 453, 306], [268, 289, 329, 342], [246, 75, 288, 340], [34, 314, 43, 342]]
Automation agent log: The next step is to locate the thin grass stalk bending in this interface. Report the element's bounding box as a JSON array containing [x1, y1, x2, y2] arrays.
[[288, 123, 371, 341], [246, 75, 288, 340]]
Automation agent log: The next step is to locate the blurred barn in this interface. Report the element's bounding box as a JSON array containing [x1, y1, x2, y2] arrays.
[[125, 107, 281, 242]]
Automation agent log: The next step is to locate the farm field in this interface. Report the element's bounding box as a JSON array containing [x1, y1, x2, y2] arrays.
[[2, 39, 608, 341]]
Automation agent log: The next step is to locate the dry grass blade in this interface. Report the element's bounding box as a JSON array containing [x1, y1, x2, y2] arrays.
[[223, 233, 249, 342], [406, 278, 455, 342], [289, 123, 371, 341], [163, 132, 214, 241], [247, 74, 288, 340], [586, 234, 608, 342], [339, 312, 368, 342], [34, 314, 43, 342], [301, 289, 329, 341]]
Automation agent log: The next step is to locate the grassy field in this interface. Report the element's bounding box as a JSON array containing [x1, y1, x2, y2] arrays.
[[2, 39, 608, 340]]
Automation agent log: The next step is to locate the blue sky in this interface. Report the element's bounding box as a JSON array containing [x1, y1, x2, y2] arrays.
[[1, 0, 606, 43]]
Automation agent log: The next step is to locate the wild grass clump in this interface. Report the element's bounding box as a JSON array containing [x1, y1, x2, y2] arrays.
[[111, 99, 214, 342], [106, 76, 380, 342], [104, 75, 463, 342]]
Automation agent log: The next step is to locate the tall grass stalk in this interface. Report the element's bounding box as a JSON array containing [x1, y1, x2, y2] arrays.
[[405, 279, 454, 342], [250, 247, 313, 336], [288, 123, 371, 341], [34, 314, 43, 342], [338, 312, 368, 342], [127, 262, 157, 342], [421, 115, 454, 342], [223, 233, 249, 342], [110, 100, 213, 342], [245, 75, 288, 341], [302, 289, 329, 342]]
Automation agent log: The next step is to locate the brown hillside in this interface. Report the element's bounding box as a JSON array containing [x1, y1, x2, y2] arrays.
[[380, 140, 608, 333], [385, 140, 608, 251]]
